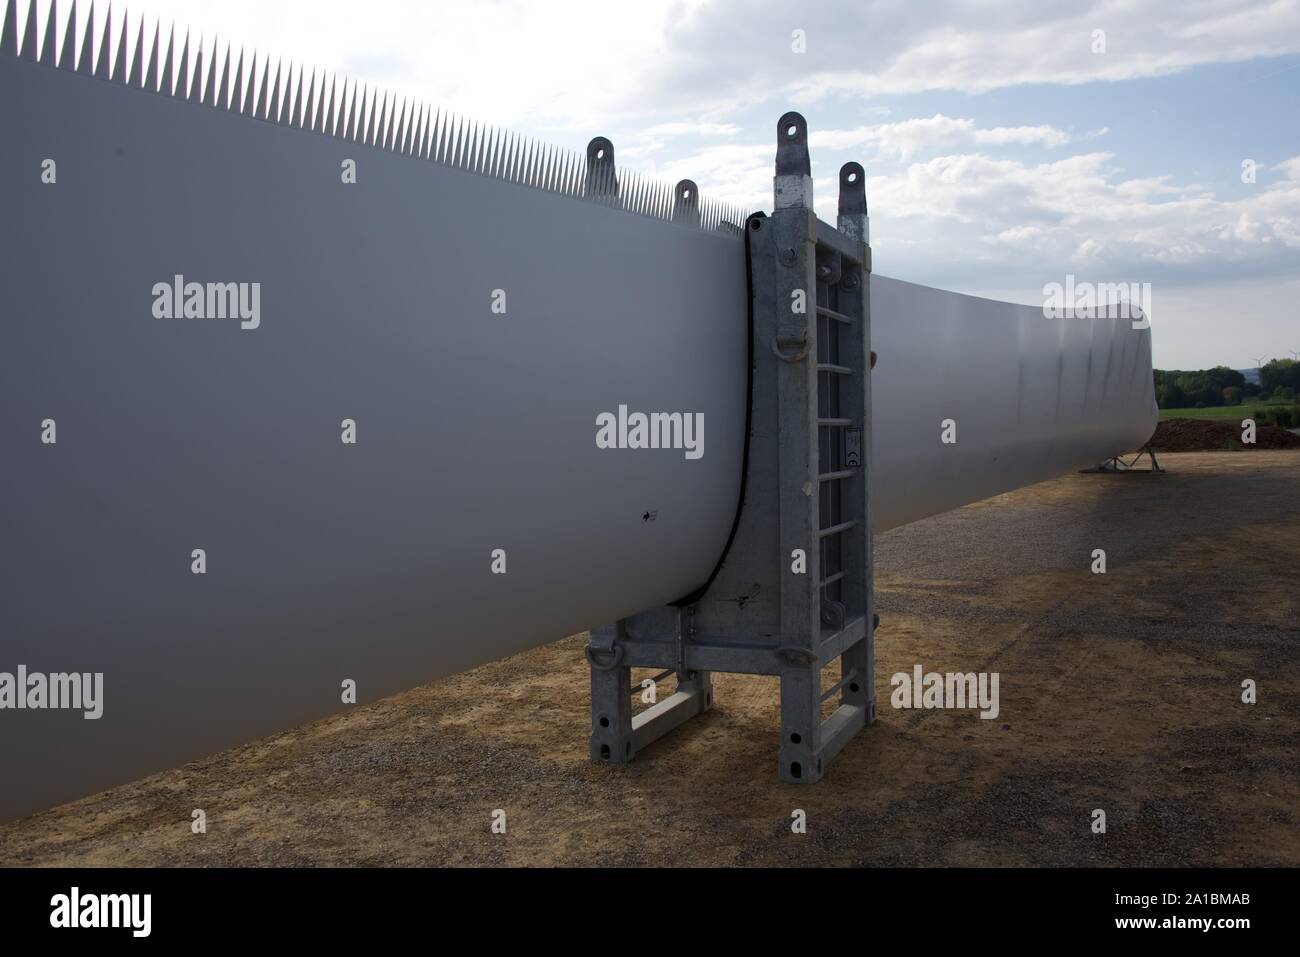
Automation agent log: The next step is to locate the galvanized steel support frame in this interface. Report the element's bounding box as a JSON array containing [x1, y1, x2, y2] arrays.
[[586, 112, 876, 783]]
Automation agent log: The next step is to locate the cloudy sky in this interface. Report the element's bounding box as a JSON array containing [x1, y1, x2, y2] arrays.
[[18, 0, 1300, 368]]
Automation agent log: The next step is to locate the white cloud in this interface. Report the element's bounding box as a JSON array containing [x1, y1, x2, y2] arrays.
[[811, 115, 1071, 160], [1275, 156, 1300, 179], [855, 150, 1300, 283], [641, 122, 742, 137], [653, 0, 1300, 110]]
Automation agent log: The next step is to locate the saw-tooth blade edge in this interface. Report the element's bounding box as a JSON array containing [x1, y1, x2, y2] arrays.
[[0, 0, 748, 232]]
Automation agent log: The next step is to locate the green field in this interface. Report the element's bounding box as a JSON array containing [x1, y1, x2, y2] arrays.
[[1159, 402, 1299, 421]]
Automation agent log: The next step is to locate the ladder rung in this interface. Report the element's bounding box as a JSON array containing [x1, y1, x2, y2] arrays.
[[819, 469, 855, 483], [818, 417, 854, 427], [818, 520, 857, 539], [817, 306, 854, 323], [817, 363, 853, 375]]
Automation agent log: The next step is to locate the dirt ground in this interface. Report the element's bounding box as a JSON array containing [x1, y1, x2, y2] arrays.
[[2, 451, 1297, 867]]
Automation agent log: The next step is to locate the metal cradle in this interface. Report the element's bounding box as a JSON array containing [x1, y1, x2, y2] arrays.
[[586, 113, 876, 783]]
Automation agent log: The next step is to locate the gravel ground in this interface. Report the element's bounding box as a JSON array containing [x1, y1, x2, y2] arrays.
[[2, 450, 1297, 867]]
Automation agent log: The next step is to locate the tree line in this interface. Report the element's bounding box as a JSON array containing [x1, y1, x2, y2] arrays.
[[1155, 359, 1299, 409]]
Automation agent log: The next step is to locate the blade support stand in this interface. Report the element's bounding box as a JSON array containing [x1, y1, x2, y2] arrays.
[[587, 112, 877, 783]]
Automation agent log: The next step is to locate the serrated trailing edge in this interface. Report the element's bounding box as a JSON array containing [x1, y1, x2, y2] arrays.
[[0, 0, 748, 233]]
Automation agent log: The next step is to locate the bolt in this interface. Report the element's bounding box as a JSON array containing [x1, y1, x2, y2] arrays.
[[780, 248, 797, 267]]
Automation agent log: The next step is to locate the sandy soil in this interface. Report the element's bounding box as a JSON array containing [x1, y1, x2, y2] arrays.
[[2, 451, 1297, 867]]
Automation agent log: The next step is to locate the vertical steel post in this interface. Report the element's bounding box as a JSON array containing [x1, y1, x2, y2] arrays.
[[588, 620, 634, 763], [770, 112, 826, 782], [836, 161, 876, 726]]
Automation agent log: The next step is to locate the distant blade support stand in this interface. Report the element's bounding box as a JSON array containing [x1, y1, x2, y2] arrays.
[[585, 112, 877, 783], [1081, 444, 1164, 473]]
